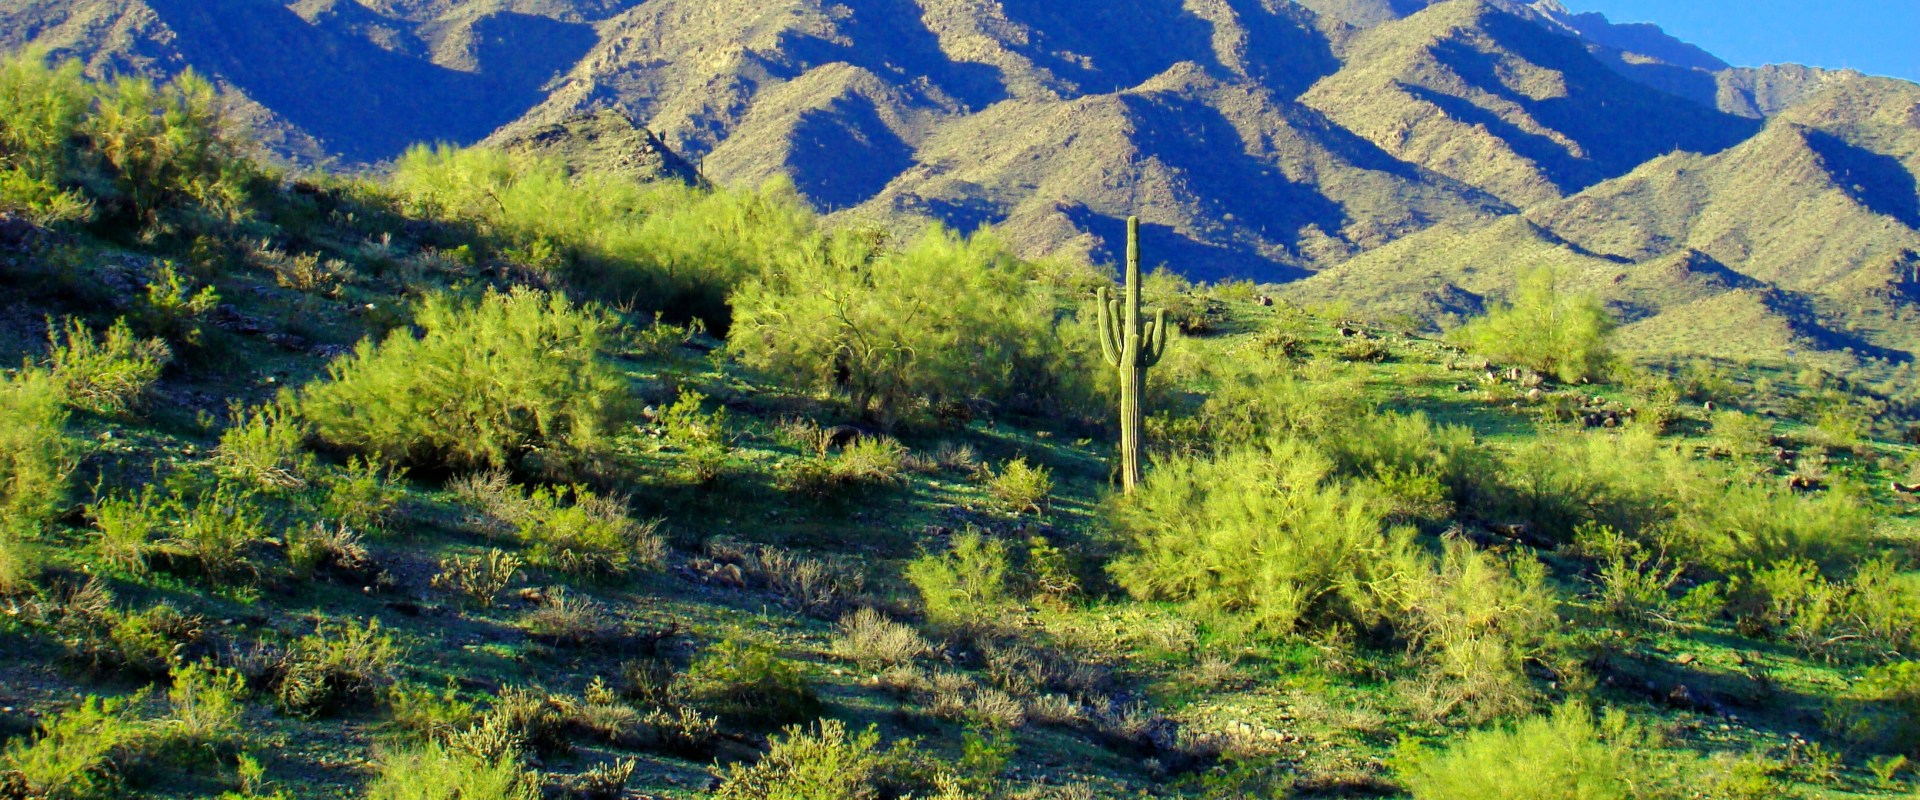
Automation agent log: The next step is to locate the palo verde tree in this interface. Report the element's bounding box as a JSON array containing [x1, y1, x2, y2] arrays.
[[1098, 217, 1171, 493]]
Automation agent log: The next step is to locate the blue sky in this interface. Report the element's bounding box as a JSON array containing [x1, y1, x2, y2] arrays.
[[1563, 0, 1920, 83]]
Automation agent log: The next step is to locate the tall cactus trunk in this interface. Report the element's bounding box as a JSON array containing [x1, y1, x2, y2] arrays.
[[1098, 217, 1170, 494]]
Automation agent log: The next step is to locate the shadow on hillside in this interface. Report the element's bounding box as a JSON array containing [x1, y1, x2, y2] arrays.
[[145, 0, 595, 162], [1804, 129, 1920, 229], [1422, 11, 1759, 192], [784, 95, 917, 212], [1065, 208, 1313, 285], [788, 0, 1009, 111], [995, 0, 1221, 95]]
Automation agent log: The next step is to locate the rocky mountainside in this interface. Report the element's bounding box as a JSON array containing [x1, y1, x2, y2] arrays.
[[3, 0, 1918, 369]]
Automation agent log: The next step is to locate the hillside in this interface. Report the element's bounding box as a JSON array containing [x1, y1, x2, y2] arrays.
[[1291, 72, 1920, 374]]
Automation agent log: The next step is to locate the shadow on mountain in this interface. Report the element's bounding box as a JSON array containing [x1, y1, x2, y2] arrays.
[[1420, 11, 1758, 192], [1215, 0, 1342, 97], [1064, 206, 1313, 284], [1120, 92, 1352, 256], [145, 0, 594, 161], [1804, 129, 1920, 229], [995, 0, 1221, 95], [785, 94, 917, 212], [787, 0, 1009, 111], [466, 13, 598, 93]]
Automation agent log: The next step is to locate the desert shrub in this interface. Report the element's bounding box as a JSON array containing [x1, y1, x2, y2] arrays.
[[0, 534, 40, 595], [677, 637, 820, 726], [432, 550, 523, 608], [164, 479, 272, 580], [1449, 267, 1614, 382], [1709, 410, 1773, 463], [31, 582, 205, 677], [1396, 703, 1662, 800], [1576, 525, 1681, 627], [300, 288, 628, 474], [390, 145, 814, 327], [1403, 542, 1559, 723], [44, 317, 170, 416], [906, 532, 1013, 626], [1496, 429, 1873, 571], [387, 682, 482, 743], [658, 388, 730, 483], [731, 226, 1076, 424], [779, 437, 910, 499], [214, 403, 314, 491], [161, 661, 247, 748], [0, 52, 93, 223], [697, 538, 867, 617], [0, 368, 76, 534], [832, 608, 932, 669], [519, 587, 613, 647], [88, 69, 252, 226], [317, 457, 407, 535], [711, 719, 932, 800], [134, 261, 221, 346], [363, 741, 539, 800], [0, 690, 154, 800], [1731, 557, 1920, 661], [275, 618, 403, 717], [283, 522, 375, 583], [513, 485, 665, 578], [1109, 439, 1424, 639], [984, 457, 1052, 515], [87, 487, 163, 573]]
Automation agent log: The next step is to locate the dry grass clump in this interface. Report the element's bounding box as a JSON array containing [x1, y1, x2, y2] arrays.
[[832, 608, 932, 670]]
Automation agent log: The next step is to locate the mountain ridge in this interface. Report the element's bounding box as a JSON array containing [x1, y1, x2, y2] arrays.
[[3, 0, 1919, 369]]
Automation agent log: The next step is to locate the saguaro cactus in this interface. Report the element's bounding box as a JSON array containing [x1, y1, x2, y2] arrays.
[[1097, 216, 1170, 494]]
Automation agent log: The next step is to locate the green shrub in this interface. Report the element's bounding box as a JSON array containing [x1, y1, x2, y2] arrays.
[[730, 226, 1074, 424], [1404, 542, 1559, 723], [832, 608, 932, 670], [0, 690, 154, 800], [165, 479, 271, 579], [984, 457, 1052, 515], [1449, 267, 1614, 382], [44, 317, 170, 417], [363, 741, 539, 800], [0, 533, 41, 595], [134, 262, 221, 346], [317, 457, 407, 535], [301, 288, 627, 475], [386, 682, 481, 743], [677, 637, 820, 726], [276, 618, 403, 717], [0, 52, 93, 223], [0, 367, 77, 534], [659, 388, 731, 483], [390, 145, 812, 327], [161, 661, 247, 748], [711, 719, 922, 800], [778, 437, 910, 499], [1109, 439, 1423, 638], [88, 69, 253, 226], [1396, 702, 1661, 800], [906, 532, 1012, 626], [215, 403, 314, 491], [431, 549, 523, 609], [514, 485, 665, 578]]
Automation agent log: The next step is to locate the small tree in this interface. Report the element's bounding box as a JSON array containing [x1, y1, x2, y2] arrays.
[[1450, 267, 1614, 382]]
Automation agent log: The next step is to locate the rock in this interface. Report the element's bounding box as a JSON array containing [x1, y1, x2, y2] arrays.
[[0, 212, 38, 251], [266, 332, 310, 351]]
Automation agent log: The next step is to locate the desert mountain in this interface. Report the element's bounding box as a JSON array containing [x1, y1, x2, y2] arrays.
[[3, 0, 1919, 367]]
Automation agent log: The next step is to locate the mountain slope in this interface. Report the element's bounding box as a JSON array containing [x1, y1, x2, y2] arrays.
[[1291, 73, 1920, 368], [1299, 0, 1758, 206]]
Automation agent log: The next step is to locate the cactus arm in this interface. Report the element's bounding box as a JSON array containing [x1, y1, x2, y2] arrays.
[[1142, 309, 1169, 367], [1097, 287, 1123, 367]]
